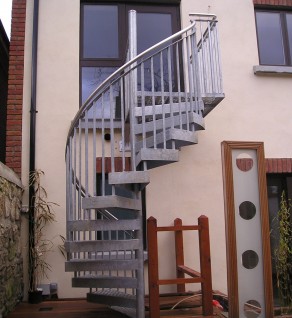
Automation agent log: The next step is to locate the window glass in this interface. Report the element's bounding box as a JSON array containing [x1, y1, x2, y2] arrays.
[[137, 13, 172, 53], [137, 13, 174, 92], [83, 5, 119, 58], [256, 12, 285, 65], [286, 14, 292, 63], [81, 67, 118, 105]]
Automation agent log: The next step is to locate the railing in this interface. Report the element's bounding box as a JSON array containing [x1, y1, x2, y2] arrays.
[[66, 13, 222, 215]]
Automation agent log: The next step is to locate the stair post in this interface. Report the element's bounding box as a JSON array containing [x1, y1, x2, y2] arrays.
[[128, 10, 138, 171]]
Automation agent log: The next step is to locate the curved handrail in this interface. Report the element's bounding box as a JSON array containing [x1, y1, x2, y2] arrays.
[[66, 20, 197, 142]]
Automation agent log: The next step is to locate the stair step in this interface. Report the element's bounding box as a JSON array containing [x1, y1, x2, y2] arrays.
[[134, 112, 204, 135], [87, 290, 136, 308], [134, 100, 204, 118], [136, 148, 179, 169], [65, 239, 139, 253], [111, 306, 136, 318], [65, 258, 139, 272], [72, 276, 138, 289], [67, 219, 140, 232], [82, 195, 141, 211], [136, 128, 198, 151], [202, 93, 225, 116], [108, 171, 150, 187]]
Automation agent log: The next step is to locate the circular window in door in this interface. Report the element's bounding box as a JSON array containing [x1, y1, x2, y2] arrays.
[[242, 250, 259, 269], [239, 201, 256, 220]]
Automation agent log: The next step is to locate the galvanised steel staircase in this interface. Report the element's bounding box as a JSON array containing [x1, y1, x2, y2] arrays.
[[65, 12, 224, 318]]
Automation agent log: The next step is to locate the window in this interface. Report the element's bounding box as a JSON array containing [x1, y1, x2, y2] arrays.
[[267, 174, 292, 306], [255, 9, 292, 66], [80, 3, 180, 106]]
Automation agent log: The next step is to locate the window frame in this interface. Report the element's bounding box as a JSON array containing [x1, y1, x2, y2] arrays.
[[79, 1, 181, 106], [255, 7, 292, 66]]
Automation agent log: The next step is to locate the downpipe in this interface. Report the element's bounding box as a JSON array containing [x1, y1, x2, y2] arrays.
[[28, 0, 39, 292]]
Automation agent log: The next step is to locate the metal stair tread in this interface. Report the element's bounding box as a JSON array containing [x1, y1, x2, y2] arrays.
[[134, 100, 204, 117], [65, 239, 140, 253], [65, 258, 139, 272], [67, 218, 141, 232], [135, 148, 179, 169], [87, 290, 136, 308], [82, 195, 141, 211], [108, 171, 150, 186], [72, 276, 138, 289], [135, 128, 198, 151], [134, 111, 205, 135]]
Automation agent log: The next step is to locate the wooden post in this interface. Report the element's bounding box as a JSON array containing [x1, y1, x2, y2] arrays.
[[147, 217, 160, 318], [198, 215, 213, 316], [174, 218, 186, 293]]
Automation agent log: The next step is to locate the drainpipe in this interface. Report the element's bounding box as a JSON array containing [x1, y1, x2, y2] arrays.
[[28, 0, 39, 292]]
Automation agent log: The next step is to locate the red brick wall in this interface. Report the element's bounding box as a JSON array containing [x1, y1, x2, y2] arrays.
[[254, 0, 292, 6], [5, 0, 27, 176], [236, 158, 292, 173], [265, 158, 292, 173]]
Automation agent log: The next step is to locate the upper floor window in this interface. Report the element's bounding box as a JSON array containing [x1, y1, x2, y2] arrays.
[[80, 3, 180, 106], [255, 9, 292, 66]]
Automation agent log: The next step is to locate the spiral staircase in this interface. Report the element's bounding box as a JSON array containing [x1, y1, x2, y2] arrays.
[[64, 12, 224, 318]]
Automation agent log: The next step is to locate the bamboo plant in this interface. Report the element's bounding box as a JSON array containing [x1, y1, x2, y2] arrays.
[[273, 191, 292, 315], [28, 170, 58, 298]]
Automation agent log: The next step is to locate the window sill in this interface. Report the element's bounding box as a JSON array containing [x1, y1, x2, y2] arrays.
[[253, 65, 292, 76]]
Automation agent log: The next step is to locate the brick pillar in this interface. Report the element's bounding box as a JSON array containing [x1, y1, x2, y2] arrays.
[[5, 0, 27, 176]]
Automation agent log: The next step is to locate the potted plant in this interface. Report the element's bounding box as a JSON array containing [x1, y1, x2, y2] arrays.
[[28, 170, 58, 304], [272, 191, 292, 315]]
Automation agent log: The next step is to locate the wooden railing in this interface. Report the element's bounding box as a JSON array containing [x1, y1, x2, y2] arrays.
[[147, 215, 213, 317]]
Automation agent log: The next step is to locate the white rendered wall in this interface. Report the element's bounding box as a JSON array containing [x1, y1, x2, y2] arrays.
[[21, 0, 292, 298]]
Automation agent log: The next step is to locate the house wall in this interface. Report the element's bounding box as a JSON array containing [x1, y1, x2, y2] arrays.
[[0, 163, 23, 316], [0, 20, 9, 164], [19, 0, 292, 298]]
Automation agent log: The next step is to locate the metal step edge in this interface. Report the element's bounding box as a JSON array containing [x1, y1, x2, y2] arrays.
[[134, 112, 205, 135], [65, 259, 139, 272], [111, 306, 136, 318], [87, 290, 136, 308], [65, 239, 140, 253], [108, 171, 150, 185], [134, 100, 204, 117], [67, 219, 141, 232], [72, 276, 138, 289], [135, 128, 198, 151], [82, 195, 141, 211], [136, 148, 179, 168]]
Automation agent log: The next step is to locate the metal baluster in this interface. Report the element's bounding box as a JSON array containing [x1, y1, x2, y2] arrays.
[[129, 10, 137, 172], [120, 78, 126, 171], [101, 94, 105, 196], [176, 42, 183, 130], [187, 32, 195, 118], [160, 51, 166, 148], [150, 57, 157, 148], [141, 62, 146, 149], [191, 24, 202, 115], [182, 36, 190, 131], [207, 20, 215, 93]]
